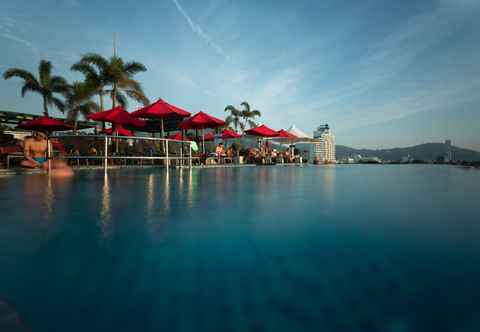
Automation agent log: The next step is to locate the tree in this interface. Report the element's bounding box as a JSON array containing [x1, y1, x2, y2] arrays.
[[3, 59, 69, 117], [224, 105, 243, 132], [224, 101, 261, 132], [64, 82, 99, 132], [72, 53, 149, 111], [71, 58, 108, 113]]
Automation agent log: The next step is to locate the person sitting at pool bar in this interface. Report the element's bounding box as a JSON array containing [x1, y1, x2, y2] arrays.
[[21, 131, 73, 176], [21, 131, 49, 169], [215, 142, 226, 164]]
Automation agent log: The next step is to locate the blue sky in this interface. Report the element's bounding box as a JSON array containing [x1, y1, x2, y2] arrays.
[[1, 0, 479, 150]]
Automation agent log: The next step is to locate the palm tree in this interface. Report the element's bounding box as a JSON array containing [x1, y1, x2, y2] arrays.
[[64, 82, 99, 132], [224, 101, 261, 132], [72, 53, 149, 111], [71, 59, 108, 113], [224, 104, 244, 132], [3, 59, 69, 117]]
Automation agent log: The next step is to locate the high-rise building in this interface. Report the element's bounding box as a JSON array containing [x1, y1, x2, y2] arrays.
[[445, 139, 453, 163], [313, 124, 336, 163]]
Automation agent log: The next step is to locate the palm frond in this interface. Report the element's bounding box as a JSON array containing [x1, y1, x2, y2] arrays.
[[240, 101, 251, 112], [246, 119, 257, 129], [51, 97, 65, 113], [114, 91, 127, 108], [21, 81, 41, 97], [39, 60, 52, 87], [79, 53, 109, 70], [3, 68, 39, 84], [124, 89, 149, 105], [71, 62, 98, 79], [224, 105, 238, 113], [251, 110, 261, 117], [50, 76, 69, 94], [123, 61, 147, 76]]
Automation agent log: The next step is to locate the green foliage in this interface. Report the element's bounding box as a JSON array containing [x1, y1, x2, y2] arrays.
[[224, 101, 261, 133], [64, 81, 99, 130], [72, 53, 149, 110], [3, 59, 69, 116]]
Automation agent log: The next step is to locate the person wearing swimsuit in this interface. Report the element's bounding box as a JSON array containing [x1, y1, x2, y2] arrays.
[[21, 131, 73, 176], [21, 131, 49, 169]]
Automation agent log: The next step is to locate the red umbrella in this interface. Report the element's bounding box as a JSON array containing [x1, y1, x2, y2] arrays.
[[276, 129, 297, 139], [102, 126, 134, 137], [179, 111, 225, 130], [17, 116, 72, 131], [132, 98, 190, 119], [203, 132, 215, 142], [221, 129, 241, 140], [168, 133, 184, 140], [245, 124, 278, 137], [88, 106, 146, 128], [131, 98, 191, 137], [179, 111, 226, 152]]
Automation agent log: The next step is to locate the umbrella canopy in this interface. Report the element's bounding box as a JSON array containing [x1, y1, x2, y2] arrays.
[[203, 132, 215, 141], [17, 116, 72, 132], [88, 106, 146, 128], [102, 126, 134, 137], [276, 129, 297, 139], [221, 129, 241, 139], [131, 98, 191, 119], [168, 133, 186, 141], [179, 111, 225, 130], [245, 124, 278, 137]]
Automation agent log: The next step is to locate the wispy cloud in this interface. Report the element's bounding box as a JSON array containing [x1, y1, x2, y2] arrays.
[[0, 33, 38, 55], [171, 0, 229, 60]]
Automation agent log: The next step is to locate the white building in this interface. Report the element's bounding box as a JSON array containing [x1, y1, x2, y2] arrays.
[[445, 139, 453, 163], [313, 124, 336, 163]]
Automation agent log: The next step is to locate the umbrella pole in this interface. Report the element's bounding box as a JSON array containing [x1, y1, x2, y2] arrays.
[[202, 128, 205, 154], [161, 118, 165, 153], [115, 127, 119, 154]]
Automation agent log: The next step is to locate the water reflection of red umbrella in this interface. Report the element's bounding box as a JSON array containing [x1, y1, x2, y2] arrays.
[[179, 111, 225, 152], [245, 124, 278, 137], [131, 98, 191, 137], [17, 116, 73, 131]]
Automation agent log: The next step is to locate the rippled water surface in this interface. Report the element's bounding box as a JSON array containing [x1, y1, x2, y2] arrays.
[[1, 165, 479, 331]]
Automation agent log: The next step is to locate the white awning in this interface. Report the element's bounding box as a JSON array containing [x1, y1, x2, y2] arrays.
[[287, 125, 312, 139]]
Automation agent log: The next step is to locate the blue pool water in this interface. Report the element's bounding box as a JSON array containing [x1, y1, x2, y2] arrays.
[[0, 165, 479, 331]]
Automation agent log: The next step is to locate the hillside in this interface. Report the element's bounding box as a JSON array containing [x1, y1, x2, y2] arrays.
[[336, 143, 480, 162]]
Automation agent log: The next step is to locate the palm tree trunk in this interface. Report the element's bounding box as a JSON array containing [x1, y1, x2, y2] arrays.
[[99, 93, 104, 112], [112, 83, 117, 110], [43, 97, 49, 117], [99, 92, 105, 131]]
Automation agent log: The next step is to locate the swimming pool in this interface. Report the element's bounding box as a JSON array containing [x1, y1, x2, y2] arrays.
[[1, 165, 479, 331]]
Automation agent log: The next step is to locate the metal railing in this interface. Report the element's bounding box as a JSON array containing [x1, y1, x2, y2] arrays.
[[49, 134, 194, 170]]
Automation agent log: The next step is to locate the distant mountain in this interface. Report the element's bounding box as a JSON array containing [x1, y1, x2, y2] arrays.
[[336, 143, 480, 162]]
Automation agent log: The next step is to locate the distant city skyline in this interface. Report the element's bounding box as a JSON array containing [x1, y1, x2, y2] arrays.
[[1, 0, 479, 150]]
